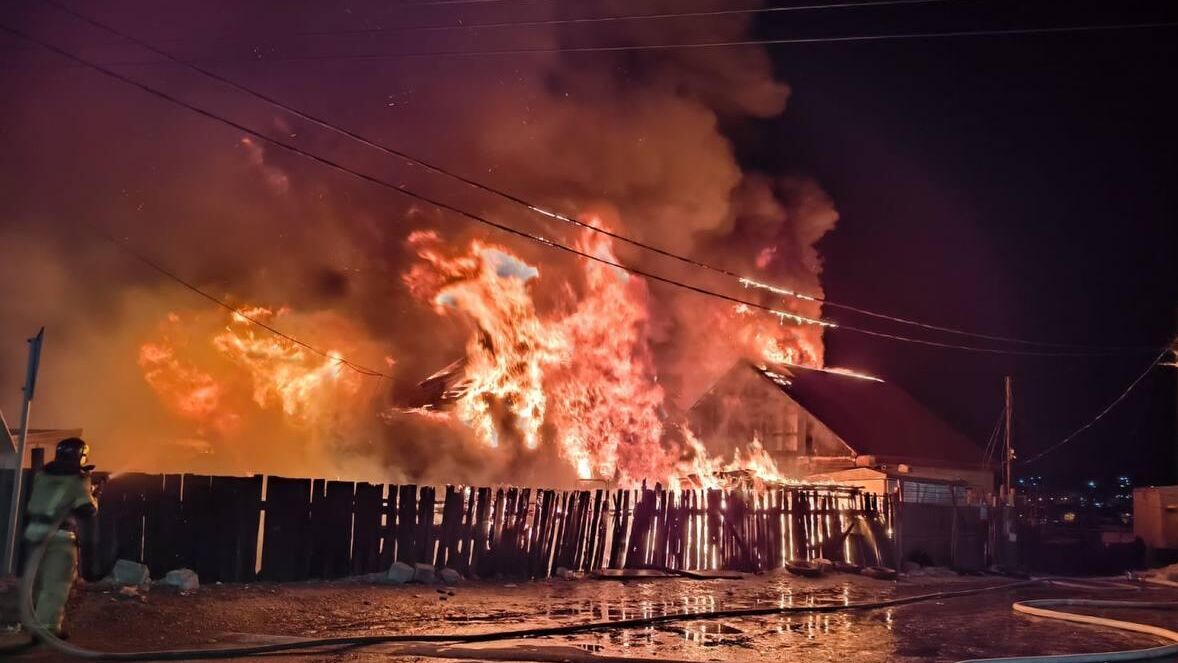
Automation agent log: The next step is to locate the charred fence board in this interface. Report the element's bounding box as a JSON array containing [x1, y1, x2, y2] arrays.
[[652, 486, 670, 569], [457, 486, 476, 574], [505, 488, 529, 576], [396, 485, 418, 564], [488, 488, 507, 575], [416, 486, 436, 565], [351, 482, 384, 575], [436, 485, 463, 570], [380, 485, 398, 570], [143, 474, 183, 576], [471, 487, 491, 577], [624, 487, 655, 568], [69, 471, 896, 582], [93, 473, 147, 574], [210, 475, 262, 582], [260, 476, 313, 581], [311, 480, 355, 578], [181, 475, 217, 581]]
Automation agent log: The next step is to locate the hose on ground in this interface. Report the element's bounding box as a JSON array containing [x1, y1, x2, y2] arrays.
[[18, 509, 1178, 662], [959, 594, 1178, 663]]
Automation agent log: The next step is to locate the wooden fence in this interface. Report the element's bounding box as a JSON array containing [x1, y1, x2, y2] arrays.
[[4, 471, 894, 583]]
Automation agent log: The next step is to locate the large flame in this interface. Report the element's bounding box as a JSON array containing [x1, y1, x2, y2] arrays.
[[211, 306, 363, 425], [137, 304, 382, 474], [138, 313, 238, 436], [405, 231, 569, 451], [547, 230, 668, 482], [404, 222, 814, 487]]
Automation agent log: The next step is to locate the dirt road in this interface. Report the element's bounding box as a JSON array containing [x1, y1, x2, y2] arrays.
[[3, 572, 1177, 662]]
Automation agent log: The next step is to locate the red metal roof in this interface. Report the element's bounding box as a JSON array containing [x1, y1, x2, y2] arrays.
[[756, 363, 987, 468]]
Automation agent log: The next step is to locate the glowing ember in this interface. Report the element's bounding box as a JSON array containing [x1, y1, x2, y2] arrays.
[[672, 429, 792, 490], [763, 360, 884, 383]]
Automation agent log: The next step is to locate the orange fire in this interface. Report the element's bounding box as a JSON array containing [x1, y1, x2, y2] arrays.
[[734, 304, 823, 368], [548, 229, 668, 482], [138, 332, 238, 436], [405, 232, 568, 450], [404, 221, 820, 487], [673, 428, 790, 489], [405, 225, 669, 483], [139, 304, 374, 438], [212, 306, 363, 425]]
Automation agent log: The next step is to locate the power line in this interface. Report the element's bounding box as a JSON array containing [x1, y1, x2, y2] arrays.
[[42, 0, 1164, 354], [395, 0, 548, 6], [5, 21, 1170, 359], [297, 0, 951, 38], [1018, 345, 1172, 466], [55, 19, 1178, 67], [91, 228, 394, 379], [37, 0, 953, 48], [981, 405, 1004, 466], [11, 17, 1178, 69], [0, 22, 818, 327], [7, 0, 951, 55]]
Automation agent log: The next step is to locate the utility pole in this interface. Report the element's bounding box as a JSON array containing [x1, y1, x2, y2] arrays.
[[2, 328, 45, 576], [1172, 331, 1178, 480], [1004, 376, 1014, 507]]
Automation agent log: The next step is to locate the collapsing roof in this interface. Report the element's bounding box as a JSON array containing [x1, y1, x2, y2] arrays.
[[748, 363, 985, 468], [403, 356, 985, 471]]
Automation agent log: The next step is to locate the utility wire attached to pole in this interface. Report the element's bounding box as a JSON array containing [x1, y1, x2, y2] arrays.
[[1020, 344, 1175, 466]]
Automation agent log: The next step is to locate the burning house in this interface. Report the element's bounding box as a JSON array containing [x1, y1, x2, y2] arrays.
[[687, 362, 994, 504]]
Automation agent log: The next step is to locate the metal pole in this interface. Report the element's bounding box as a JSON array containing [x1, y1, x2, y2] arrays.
[[2, 328, 44, 576], [0, 408, 13, 457], [1004, 376, 1014, 507]]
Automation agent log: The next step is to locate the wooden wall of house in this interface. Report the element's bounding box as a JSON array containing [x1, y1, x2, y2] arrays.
[[686, 363, 854, 472]]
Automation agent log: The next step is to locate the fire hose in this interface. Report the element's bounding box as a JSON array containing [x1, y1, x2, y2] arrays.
[[16, 509, 1178, 661]]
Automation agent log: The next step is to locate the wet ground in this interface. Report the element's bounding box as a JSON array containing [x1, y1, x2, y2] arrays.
[[3, 571, 1178, 662]]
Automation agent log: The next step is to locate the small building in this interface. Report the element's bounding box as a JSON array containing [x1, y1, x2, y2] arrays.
[[1134, 485, 1178, 554], [1, 427, 84, 469], [687, 362, 994, 505]]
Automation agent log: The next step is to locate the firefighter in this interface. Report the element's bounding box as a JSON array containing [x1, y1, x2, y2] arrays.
[[22, 437, 98, 639]]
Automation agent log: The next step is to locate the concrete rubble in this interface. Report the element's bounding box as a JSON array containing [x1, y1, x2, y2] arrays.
[[385, 562, 415, 584], [412, 563, 437, 584], [160, 568, 200, 592], [108, 559, 150, 586]]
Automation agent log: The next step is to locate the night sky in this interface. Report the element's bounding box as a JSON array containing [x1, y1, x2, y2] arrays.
[[752, 0, 1178, 486], [1, 0, 1175, 485]]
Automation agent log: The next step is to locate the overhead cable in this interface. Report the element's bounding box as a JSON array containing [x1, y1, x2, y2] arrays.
[[60, 19, 1178, 66], [42, 0, 1164, 353], [4, 22, 1169, 359], [1019, 344, 1173, 466], [93, 228, 393, 380], [272, 0, 954, 38]]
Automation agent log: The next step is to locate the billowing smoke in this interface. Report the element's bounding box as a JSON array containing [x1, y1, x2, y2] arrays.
[[0, 1, 837, 483]]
